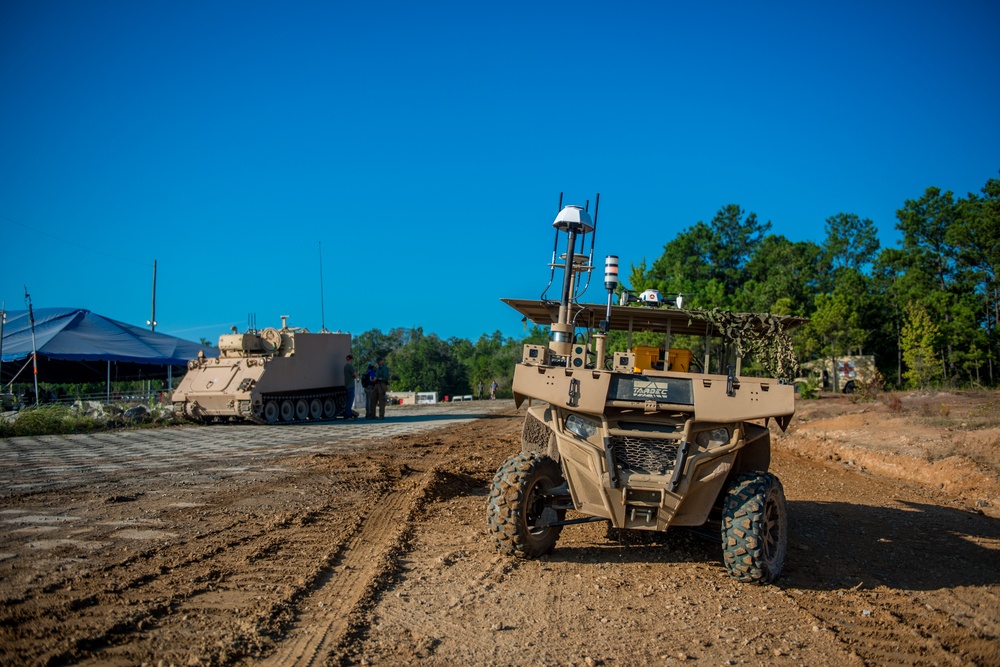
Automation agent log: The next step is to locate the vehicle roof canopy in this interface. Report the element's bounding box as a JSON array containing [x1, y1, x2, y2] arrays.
[[501, 298, 807, 337], [1, 308, 217, 384]]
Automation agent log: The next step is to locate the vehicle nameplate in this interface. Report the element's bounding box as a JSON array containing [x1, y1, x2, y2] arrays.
[[607, 375, 694, 405]]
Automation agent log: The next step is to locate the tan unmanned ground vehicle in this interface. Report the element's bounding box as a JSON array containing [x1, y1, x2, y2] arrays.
[[488, 199, 803, 583]]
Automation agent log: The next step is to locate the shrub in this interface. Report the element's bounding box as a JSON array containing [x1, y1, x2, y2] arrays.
[[971, 400, 1000, 429], [851, 369, 885, 403], [797, 378, 820, 400], [0, 405, 103, 437], [0, 402, 182, 438]]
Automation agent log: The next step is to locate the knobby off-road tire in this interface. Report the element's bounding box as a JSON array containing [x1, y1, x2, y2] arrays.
[[721, 472, 788, 584], [488, 452, 566, 558]]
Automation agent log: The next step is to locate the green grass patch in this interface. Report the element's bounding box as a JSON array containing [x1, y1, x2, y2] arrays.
[[0, 403, 185, 438]]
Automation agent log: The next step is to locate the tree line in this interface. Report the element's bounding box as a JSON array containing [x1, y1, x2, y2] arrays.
[[629, 172, 999, 389], [349, 326, 548, 399], [355, 172, 998, 395]]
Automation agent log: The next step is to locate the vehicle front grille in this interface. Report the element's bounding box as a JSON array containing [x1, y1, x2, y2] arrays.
[[610, 435, 679, 475]]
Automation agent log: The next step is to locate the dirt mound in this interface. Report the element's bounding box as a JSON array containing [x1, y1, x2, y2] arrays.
[[782, 391, 1000, 515]]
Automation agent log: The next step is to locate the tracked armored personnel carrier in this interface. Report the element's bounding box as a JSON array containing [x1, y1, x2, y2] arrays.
[[172, 316, 351, 424], [488, 200, 803, 583]]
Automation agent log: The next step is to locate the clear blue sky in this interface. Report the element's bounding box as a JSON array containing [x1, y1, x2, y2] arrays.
[[2, 1, 998, 344]]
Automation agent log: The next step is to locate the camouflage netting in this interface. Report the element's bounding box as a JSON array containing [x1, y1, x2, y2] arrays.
[[687, 309, 799, 381]]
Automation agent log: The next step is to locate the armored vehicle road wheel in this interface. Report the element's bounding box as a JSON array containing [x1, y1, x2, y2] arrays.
[[280, 399, 295, 422], [309, 398, 323, 420], [322, 397, 337, 420], [488, 451, 566, 558], [295, 399, 309, 421], [263, 401, 279, 424], [721, 472, 788, 584]]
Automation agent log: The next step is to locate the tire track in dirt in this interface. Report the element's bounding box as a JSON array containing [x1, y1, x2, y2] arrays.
[[2, 410, 514, 666], [338, 478, 527, 665], [336, 407, 1000, 666], [15, 503, 353, 664], [262, 454, 451, 667], [785, 588, 963, 666], [79, 468, 397, 664], [769, 412, 1000, 667], [0, 458, 390, 665], [927, 585, 1000, 639], [347, 473, 868, 666], [785, 586, 999, 666]]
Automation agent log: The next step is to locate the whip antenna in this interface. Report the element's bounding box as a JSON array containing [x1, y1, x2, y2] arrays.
[[575, 193, 600, 299], [318, 241, 328, 332], [540, 192, 564, 301]]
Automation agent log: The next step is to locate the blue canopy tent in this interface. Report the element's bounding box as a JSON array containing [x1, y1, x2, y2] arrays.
[[1, 308, 218, 388]]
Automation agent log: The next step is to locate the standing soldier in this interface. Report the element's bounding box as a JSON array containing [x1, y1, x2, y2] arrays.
[[363, 362, 377, 419], [478, 379, 485, 400], [374, 356, 390, 419], [343, 354, 357, 420]]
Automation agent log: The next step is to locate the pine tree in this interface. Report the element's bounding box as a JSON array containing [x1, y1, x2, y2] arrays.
[[901, 303, 943, 389]]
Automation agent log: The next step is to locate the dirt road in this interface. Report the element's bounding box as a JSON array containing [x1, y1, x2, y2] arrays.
[[1, 394, 998, 666]]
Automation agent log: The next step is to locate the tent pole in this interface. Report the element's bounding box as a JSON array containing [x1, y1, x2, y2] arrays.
[[0, 301, 5, 388], [106, 361, 110, 402], [149, 260, 157, 332], [24, 287, 39, 406]]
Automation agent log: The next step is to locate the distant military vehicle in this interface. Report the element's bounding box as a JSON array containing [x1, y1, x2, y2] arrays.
[[799, 355, 876, 394], [172, 316, 351, 424], [488, 199, 803, 583]]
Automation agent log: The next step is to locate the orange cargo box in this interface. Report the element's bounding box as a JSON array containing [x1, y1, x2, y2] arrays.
[[632, 346, 693, 373]]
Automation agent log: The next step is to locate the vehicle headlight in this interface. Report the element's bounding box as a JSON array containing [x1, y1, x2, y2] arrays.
[[695, 427, 730, 447], [565, 414, 599, 440]]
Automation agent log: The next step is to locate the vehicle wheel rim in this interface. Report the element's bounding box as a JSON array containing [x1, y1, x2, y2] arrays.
[[762, 494, 781, 562], [525, 476, 554, 538]]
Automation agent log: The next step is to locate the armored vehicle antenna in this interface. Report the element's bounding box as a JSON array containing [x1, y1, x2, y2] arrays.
[[318, 241, 328, 333]]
